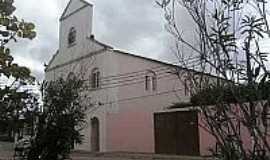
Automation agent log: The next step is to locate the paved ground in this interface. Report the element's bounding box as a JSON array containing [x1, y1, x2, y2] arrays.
[[0, 141, 13, 160], [0, 151, 209, 160], [0, 142, 208, 160]]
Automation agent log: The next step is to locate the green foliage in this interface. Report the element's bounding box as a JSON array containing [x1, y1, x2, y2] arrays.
[[0, 0, 36, 82], [189, 82, 270, 106], [0, 0, 36, 139], [0, 0, 36, 41], [27, 78, 87, 160], [0, 87, 39, 139], [159, 0, 270, 158]]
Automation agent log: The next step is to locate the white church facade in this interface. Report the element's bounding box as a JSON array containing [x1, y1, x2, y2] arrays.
[[45, 0, 217, 156]]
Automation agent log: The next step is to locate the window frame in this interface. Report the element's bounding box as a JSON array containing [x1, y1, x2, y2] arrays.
[[68, 27, 77, 47], [152, 75, 157, 91], [91, 68, 100, 89], [145, 75, 151, 90], [145, 70, 157, 91]]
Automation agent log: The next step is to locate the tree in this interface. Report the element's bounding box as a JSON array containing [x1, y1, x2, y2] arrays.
[[158, 0, 270, 159], [0, 0, 37, 140], [26, 77, 87, 160]]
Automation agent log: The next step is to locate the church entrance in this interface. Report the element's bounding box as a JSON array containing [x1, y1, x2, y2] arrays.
[[91, 117, 100, 152]]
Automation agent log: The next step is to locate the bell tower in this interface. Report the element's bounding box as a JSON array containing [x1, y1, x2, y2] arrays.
[[59, 0, 93, 53]]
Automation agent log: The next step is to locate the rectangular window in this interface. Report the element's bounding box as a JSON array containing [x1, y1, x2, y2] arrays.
[[96, 72, 100, 88], [145, 76, 150, 90], [91, 73, 96, 88], [91, 71, 101, 89], [152, 76, 157, 91], [184, 80, 188, 96]]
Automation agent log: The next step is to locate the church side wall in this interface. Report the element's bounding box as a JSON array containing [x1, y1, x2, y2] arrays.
[[105, 52, 190, 153]]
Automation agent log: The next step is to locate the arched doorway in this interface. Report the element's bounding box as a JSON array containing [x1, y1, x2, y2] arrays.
[[91, 117, 100, 152]]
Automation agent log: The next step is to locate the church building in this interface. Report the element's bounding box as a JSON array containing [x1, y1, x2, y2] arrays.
[[45, 0, 219, 156]]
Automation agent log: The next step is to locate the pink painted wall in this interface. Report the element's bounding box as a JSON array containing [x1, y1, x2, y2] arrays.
[[198, 118, 253, 155], [103, 50, 189, 153], [106, 106, 257, 156], [106, 107, 154, 153], [198, 105, 267, 156], [198, 114, 216, 155]]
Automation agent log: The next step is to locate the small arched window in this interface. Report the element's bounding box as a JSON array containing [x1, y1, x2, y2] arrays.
[[91, 68, 100, 89], [145, 70, 157, 91], [68, 27, 76, 46]]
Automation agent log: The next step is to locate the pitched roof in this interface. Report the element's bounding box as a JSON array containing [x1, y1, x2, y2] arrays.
[[45, 36, 223, 81], [60, 0, 92, 20], [79, 0, 92, 6], [113, 49, 179, 69], [113, 49, 223, 80], [45, 36, 110, 72], [87, 36, 113, 49], [45, 50, 59, 71]]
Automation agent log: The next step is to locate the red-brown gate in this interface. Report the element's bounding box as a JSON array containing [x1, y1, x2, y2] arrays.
[[154, 111, 200, 156]]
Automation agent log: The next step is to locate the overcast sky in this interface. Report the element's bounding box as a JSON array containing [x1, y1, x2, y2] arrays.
[[9, 0, 176, 81], [9, 0, 270, 82]]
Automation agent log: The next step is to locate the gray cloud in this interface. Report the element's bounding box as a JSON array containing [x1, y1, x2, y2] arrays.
[[9, 0, 62, 81], [9, 0, 183, 81], [8, 0, 270, 82], [92, 0, 169, 56]]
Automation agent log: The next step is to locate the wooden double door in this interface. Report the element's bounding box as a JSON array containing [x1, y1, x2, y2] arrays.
[[154, 111, 200, 156]]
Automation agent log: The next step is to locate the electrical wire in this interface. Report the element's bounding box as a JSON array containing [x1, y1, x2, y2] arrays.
[[102, 87, 184, 105], [87, 59, 206, 88], [82, 57, 202, 86], [82, 56, 201, 83], [83, 73, 179, 91], [78, 59, 203, 91]]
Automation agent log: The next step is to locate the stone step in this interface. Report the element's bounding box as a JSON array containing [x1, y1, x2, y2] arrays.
[[71, 151, 211, 160]]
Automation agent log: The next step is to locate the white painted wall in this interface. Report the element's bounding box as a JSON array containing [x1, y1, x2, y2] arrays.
[[45, 0, 190, 153], [46, 48, 120, 152], [48, 0, 94, 69], [45, 2, 115, 151]]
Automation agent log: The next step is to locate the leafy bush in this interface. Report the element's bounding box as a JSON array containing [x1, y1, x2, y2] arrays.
[[190, 82, 270, 106], [26, 77, 87, 160]]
